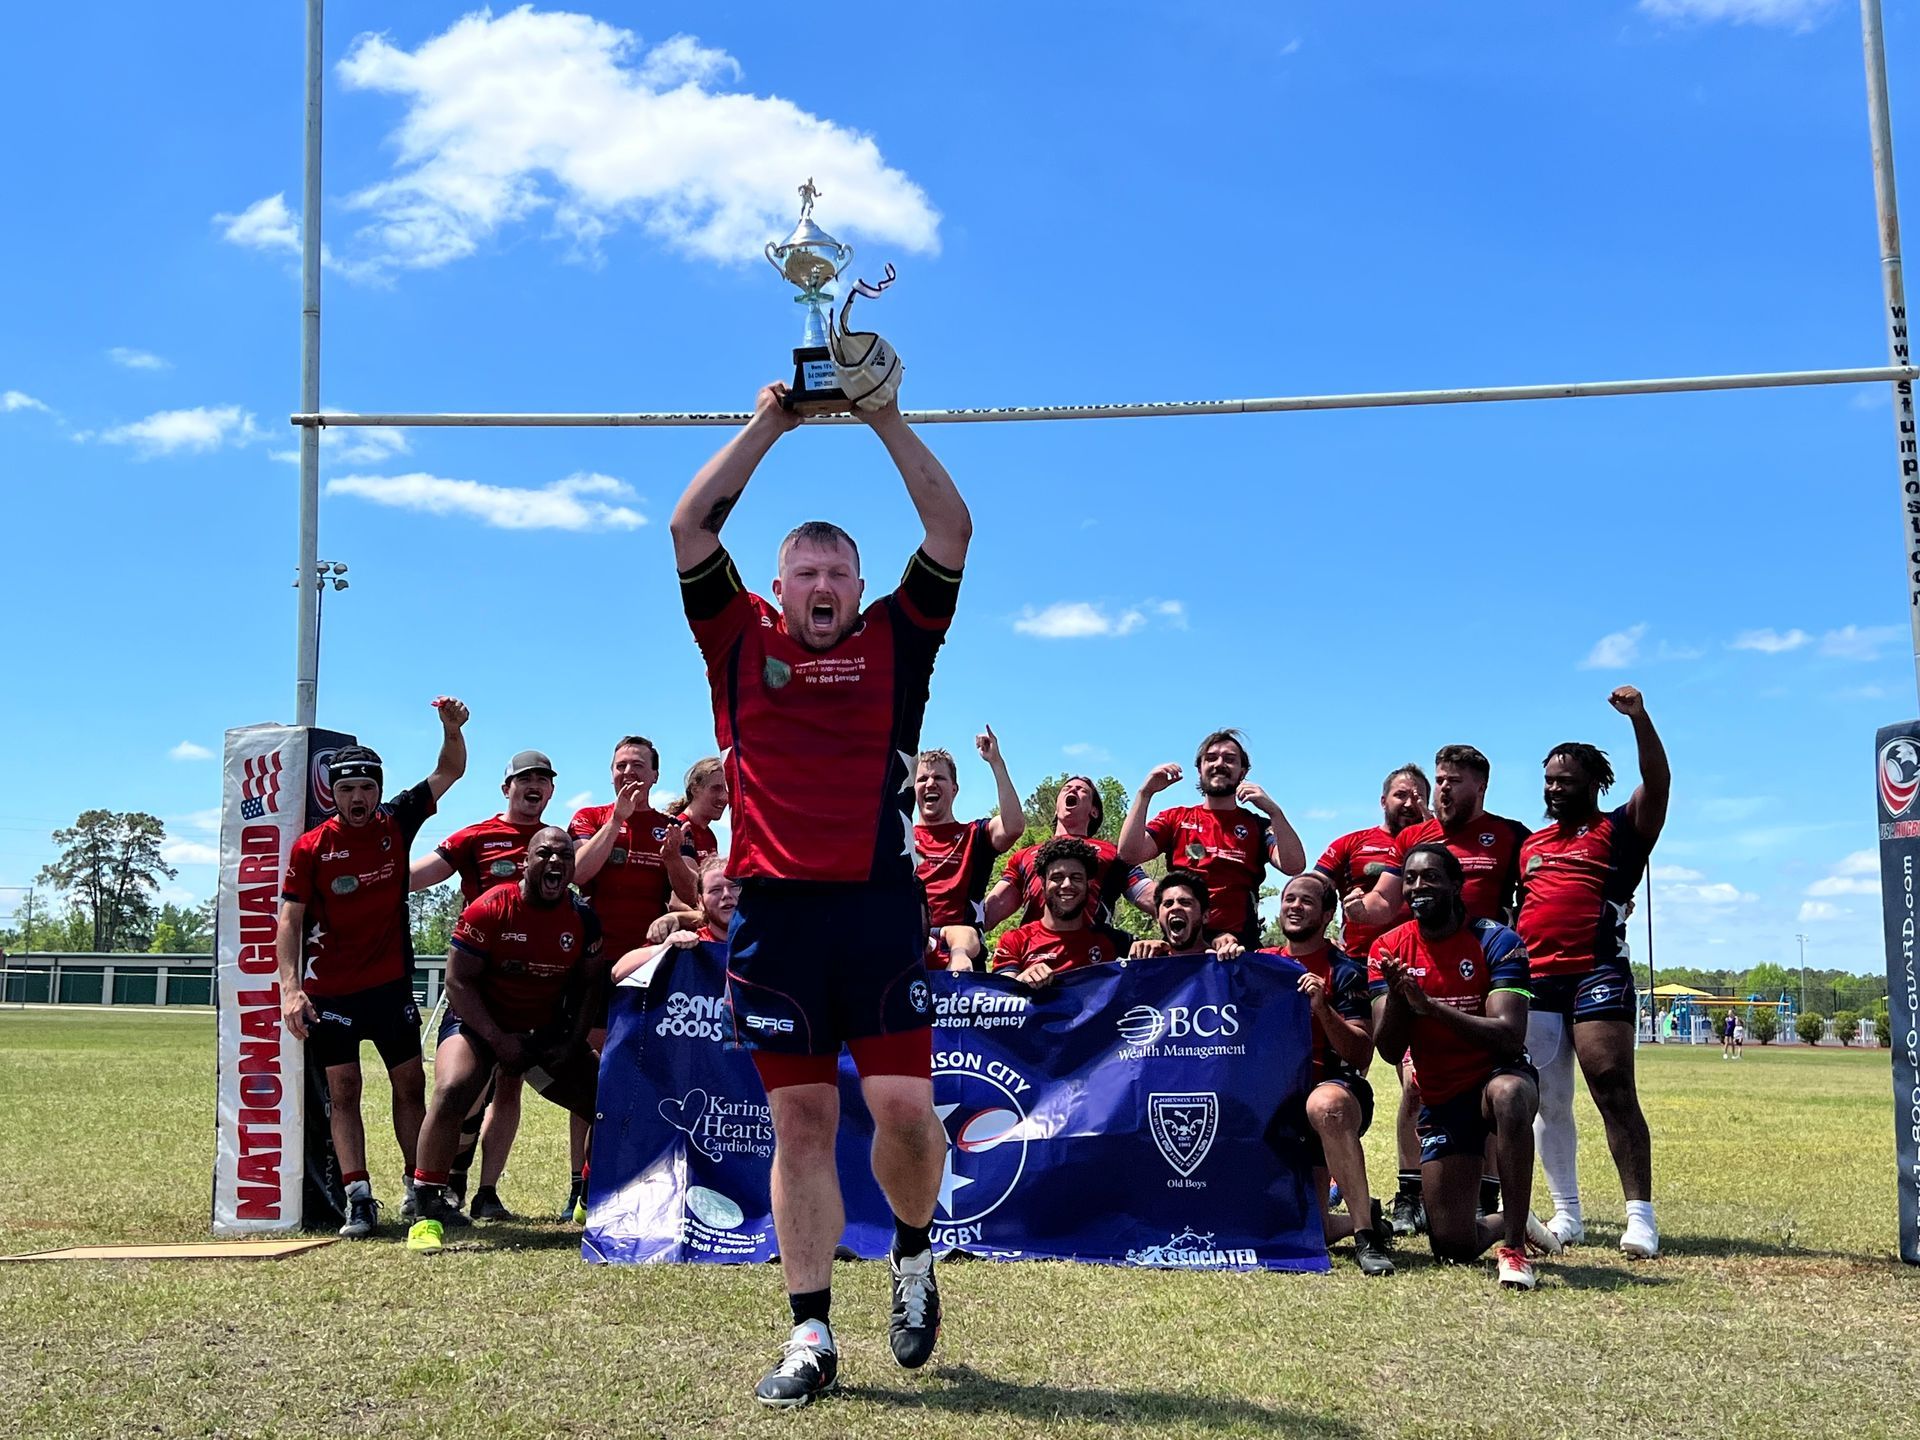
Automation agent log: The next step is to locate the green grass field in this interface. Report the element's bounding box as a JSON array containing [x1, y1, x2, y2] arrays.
[[1, 1010, 1916, 1440]]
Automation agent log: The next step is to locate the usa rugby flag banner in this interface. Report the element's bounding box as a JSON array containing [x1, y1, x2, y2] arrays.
[[1876, 721, 1920, 1265], [584, 948, 1329, 1272]]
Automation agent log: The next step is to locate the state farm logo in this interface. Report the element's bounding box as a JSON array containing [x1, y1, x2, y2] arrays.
[[1880, 738, 1920, 819]]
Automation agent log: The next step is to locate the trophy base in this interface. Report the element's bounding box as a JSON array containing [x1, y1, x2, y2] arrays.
[[784, 346, 850, 415]]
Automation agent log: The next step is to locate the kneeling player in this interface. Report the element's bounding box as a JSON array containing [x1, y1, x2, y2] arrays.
[[1369, 844, 1560, 1289], [407, 828, 605, 1250], [1272, 874, 1392, 1276], [991, 837, 1129, 987]]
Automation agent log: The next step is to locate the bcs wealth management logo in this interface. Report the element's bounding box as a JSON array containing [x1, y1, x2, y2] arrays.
[[1880, 737, 1920, 837]]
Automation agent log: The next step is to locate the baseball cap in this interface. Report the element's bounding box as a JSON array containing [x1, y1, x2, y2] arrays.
[[505, 750, 556, 780]]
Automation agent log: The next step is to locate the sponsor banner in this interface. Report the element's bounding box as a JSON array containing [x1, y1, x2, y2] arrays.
[[584, 947, 1327, 1272], [212, 724, 353, 1235], [1876, 722, 1920, 1265]]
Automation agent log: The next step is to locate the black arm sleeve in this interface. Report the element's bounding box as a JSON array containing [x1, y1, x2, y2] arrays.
[[679, 546, 745, 622], [390, 780, 438, 845], [899, 548, 963, 622]]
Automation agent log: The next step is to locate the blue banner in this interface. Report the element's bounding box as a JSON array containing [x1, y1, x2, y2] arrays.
[[583, 946, 1328, 1272]]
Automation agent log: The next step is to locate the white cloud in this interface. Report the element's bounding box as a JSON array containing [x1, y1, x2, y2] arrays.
[[1305, 808, 1338, 821], [1650, 864, 1705, 882], [270, 410, 411, 467], [1657, 878, 1757, 907], [1279, 38, 1303, 57], [160, 837, 220, 867], [1807, 850, 1879, 898], [169, 740, 214, 762], [179, 807, 222, 834], [1014, 602, 1144, 639], [1061, 742, 1110, 762], [565, 790, 594, 811], [108, 347, 170, 372], [1580, 623, 1646, 670], [3, 390, 49, 413], [1151, 600, 1188, 629], [1797, 900, 1847, 922], [326, 470, 645, 531], [100, 405, 261, 457], [1820, 624, 1903, 661], [215, 193, 300, 253], [1639, 0, 1838, 28], [328, 9, 939, 275], [1731, 628, 1810, 654]]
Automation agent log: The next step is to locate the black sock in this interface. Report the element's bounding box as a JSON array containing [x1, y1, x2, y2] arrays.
[[474, 1185, 498, 1202], [1397, 1169, 1421, 1200], [789, 1288, 831, 1328], [1480, 1175, 1501, 1214], [568, 1170, 584, 1194], [892, 1214, 933, 1259]]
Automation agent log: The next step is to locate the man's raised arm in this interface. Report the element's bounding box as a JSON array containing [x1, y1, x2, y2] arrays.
[[670, 384, 802, 571], [1610, 685, 1671, 845], [860, 400, 971, 571]]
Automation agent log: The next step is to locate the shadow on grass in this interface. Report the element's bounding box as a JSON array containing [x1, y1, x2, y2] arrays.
[[844, 1363, 1362, 1435], [1547, 1260, 1676, 1291]]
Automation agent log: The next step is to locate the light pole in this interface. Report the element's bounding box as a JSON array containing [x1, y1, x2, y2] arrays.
[[291, 561, 349, 703], [1796, 932, 1809, 1014]]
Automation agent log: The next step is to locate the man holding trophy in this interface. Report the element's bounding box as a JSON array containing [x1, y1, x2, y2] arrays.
[[669, 183, 969, 1409]]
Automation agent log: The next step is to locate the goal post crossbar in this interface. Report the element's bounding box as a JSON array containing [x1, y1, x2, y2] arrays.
[[289, 363, 1920, 429]]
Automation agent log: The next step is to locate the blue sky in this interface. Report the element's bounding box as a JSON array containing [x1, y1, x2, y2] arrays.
[[0, 0, 1909, 974]]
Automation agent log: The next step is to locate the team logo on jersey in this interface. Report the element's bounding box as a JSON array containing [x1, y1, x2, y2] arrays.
[[380, 835, 391, 852], [559, 931, 575, 953], [763, 657, 792, 690], [908, 978, 931, 1015], [652, 827, 669, 842], [1185, 842, 1207, 863], [1881, 738, 1920, 818], [1088, 945, 1105, 965], [611, 847, 627, 864], [1234, 825, 1248, 839], [1589, 983, 1611, 1004], [490, 859, 516, 877], [1525, 853, 1544, 874], [1148, 1093, 1219, 1179], [1458, 956, 1477, 980], [330, 875, 359, 895], [1479, 833, 1495, 847]]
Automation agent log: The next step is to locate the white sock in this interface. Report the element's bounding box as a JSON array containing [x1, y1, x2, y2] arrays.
[[1527, 1011, 1581, 1217], [1625, 1199, 1656, 1230]]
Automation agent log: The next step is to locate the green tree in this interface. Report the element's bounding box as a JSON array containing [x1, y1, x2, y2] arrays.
[[1747, 1007, 1779, 1045], [1743, 962, 1792, 997], [1832, 1010, 1861, 1047], [36, 810, 178, 952], [148, 899, 215, 954], [983, 773, 1158, 949], [410, 884, 463, 958], [1795, 1010, 1827, 1046]]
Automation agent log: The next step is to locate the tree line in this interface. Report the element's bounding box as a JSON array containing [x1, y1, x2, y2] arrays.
[[1, 810, 213, 954]]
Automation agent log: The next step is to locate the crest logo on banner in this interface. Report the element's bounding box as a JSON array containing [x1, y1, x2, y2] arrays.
[[932, 1062, 1031, 1228], [1879, 737, 1920, 818], [1149, 1092, 1219, 1178]]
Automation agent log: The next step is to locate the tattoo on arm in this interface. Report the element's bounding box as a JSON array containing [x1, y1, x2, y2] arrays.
[[700, 492, 741, 534]]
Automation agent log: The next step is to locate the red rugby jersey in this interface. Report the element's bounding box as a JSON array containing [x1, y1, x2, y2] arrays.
[[1388, 813, 1530, 923], [1001, 835, 1145, 927], [915, 817, 999, 927], [568, 804, 677, 956], [1145, 804, 1271, 942], [435, 814, 546, 903], [676, 812, 719, 864], [1368, 919, 1532, 1104], [1272, 944, 1373, 1086], [281, 781, 435, 998], [1516, 804, 1650, 979], [990, 919, 1124, 976], [681, 545, 959, 885], [1315, 825, 1408, 959], [450, 884, 602, 1033]]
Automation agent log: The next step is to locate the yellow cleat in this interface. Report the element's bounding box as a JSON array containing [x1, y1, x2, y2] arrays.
[[406, 1218, 445, 1253], [571, 1198, 588, 1225]]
